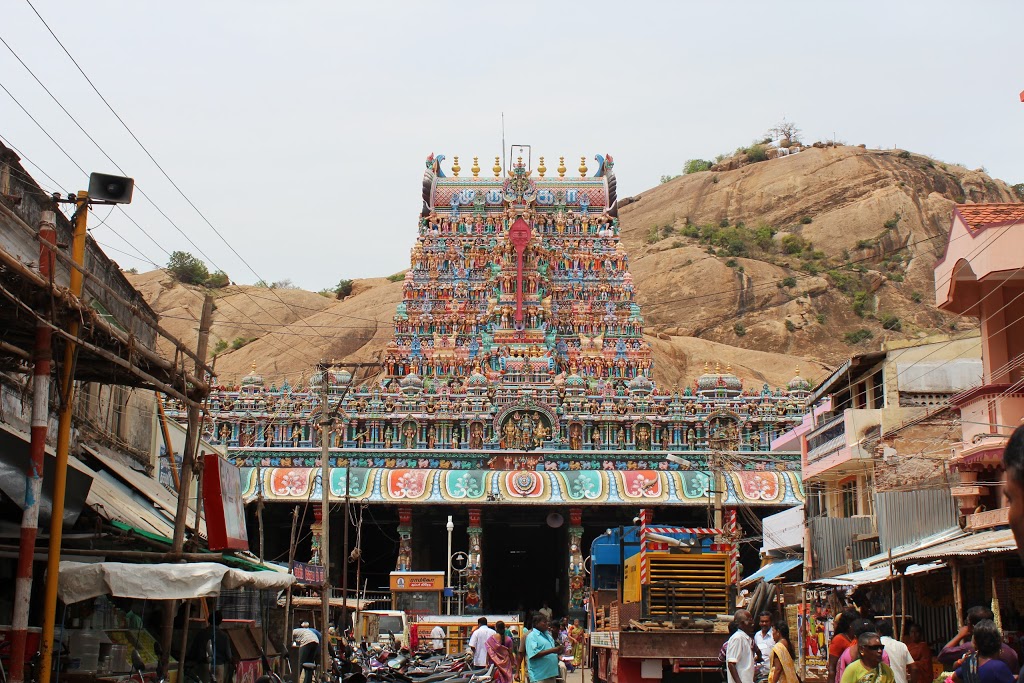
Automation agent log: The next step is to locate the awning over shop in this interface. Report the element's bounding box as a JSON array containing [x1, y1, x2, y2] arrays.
[[58, 561, 295, 604], [809, 562, 944, 587], [740, 558, 802, 587], [892, 528, 1017, 563]]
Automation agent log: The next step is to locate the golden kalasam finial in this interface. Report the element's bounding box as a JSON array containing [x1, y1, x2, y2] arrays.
[[251, 361, 257, 372], [704, 361, 710, 372], [493, 156, 502, 178], [558, 156, 566, 178], [538, 156, 546, 178], [579, 156, 588, 178], [452, 156, 461, 177], [794, 366, 800, 376], [715, 361, 722, 373], [471, 156, 480, 177]]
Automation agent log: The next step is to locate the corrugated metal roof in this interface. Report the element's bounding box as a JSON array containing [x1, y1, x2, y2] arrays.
[[82, 445, 206, 537], [809, 562, 944, 587], [68, 457, 176, 538], [894, 528, 1016, 562], [861, 526, 965, 569]]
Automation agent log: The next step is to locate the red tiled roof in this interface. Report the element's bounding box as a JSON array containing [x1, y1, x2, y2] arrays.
[[955, 204, 1024, 230]]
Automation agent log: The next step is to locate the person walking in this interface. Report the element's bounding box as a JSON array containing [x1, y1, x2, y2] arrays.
[[754, 612, 775, 683], [526, 614, 562, 683], [431, 624, 447, 655], [877, 620, 914, 683], [469, 617, 496, 669], [841, 632, 895, 683], [837, 619, 891, 683], [292, 625, 320, 683], [829, 611, 859, 683], [726, 609, 756, 683], [568, 619, 585, 670], [485, 621, 518, 683], [769, 621, 798, 683]]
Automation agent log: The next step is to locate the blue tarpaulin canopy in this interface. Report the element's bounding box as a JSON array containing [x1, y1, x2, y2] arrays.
[[740, 558, 802, 587]]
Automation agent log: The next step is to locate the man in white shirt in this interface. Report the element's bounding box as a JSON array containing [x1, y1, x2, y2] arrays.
[[753, 612, 775, 683], [468, 617, 495, 668], [727, 610, 756, 683], [878, 620, 915, 683], [431, 625, 447, 655]]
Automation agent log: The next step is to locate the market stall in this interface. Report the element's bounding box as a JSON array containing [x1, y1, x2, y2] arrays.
[[57, 561, 294, 681]]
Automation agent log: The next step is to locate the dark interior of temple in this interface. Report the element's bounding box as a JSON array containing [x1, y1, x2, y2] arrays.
[[250, 502, 765, 618]]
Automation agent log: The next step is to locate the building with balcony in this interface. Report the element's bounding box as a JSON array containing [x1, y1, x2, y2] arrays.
[[779, 335, 980, 578], [935, 204, 1024, 532]]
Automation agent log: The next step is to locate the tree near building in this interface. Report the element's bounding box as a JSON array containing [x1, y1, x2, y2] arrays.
[[166, 251, 209, 285]]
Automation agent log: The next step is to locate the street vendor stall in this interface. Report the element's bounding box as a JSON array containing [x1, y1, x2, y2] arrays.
[[57, 561, 295, 682]]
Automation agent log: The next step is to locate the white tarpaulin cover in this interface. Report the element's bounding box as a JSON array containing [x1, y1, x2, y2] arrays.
[[58, 561, 295, 604]]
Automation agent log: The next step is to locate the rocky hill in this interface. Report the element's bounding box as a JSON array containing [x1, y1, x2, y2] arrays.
[[127, 144, 1019, 390]]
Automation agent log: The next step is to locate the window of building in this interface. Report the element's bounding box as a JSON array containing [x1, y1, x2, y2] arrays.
[[840, 480, 857, 518], [871, 371, 884, 409]]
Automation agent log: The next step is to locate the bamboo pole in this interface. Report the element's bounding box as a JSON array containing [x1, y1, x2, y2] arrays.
[[158, 294, 213, 679], [889, 550, 897, 635], [951, 560, 963, 625], [155, 393, 181, 490], [900, 573, 907, 639]]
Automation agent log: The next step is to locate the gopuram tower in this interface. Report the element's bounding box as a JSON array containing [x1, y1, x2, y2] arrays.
[[384, 153, 653, 451]]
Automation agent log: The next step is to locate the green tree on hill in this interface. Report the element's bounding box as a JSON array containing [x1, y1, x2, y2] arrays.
[[167, 251, 209, 285]]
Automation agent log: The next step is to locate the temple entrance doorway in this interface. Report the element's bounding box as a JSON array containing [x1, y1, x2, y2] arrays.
[[482, 509, 567, 617]]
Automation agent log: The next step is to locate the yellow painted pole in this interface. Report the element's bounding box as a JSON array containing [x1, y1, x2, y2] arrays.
[[38, 190, 88, 683]]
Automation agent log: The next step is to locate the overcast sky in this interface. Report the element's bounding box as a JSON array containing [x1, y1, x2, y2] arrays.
[[2, 1, 1022, 290]]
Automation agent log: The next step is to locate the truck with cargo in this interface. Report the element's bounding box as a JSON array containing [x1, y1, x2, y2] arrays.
[[589, 524, 736, 683]]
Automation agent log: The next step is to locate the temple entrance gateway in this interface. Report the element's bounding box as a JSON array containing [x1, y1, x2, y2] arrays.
[[179, 151, 810, 618]]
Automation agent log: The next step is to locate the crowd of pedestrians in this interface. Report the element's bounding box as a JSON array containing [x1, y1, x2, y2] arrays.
[[724, 602, 1024, 683], [462, 609, 586, 683]]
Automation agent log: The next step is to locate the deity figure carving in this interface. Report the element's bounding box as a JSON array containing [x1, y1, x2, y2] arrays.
[[636, 425, 651, 451], [469, 423, 484, 449], [402, 423, 417, 449], [569, 424, 583, 450], [384, 428, 393, 448], [292, 424, 301, 447]]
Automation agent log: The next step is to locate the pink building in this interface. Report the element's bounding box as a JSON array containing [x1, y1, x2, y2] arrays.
[[935, 204, 1024, 531]]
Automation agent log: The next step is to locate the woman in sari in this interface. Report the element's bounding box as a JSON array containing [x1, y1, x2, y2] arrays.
[[770, 621, 799, 683], [904, 623, 933, 683], [485, 620, 517, 683], [568, 619, 585, 670], [559, 619, 575, 673]]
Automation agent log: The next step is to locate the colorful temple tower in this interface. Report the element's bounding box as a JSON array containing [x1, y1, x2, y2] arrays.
[[165, 154, 808, 613]]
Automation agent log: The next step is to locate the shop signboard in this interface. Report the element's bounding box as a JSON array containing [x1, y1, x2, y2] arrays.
[[203, 453, 249, 551]]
